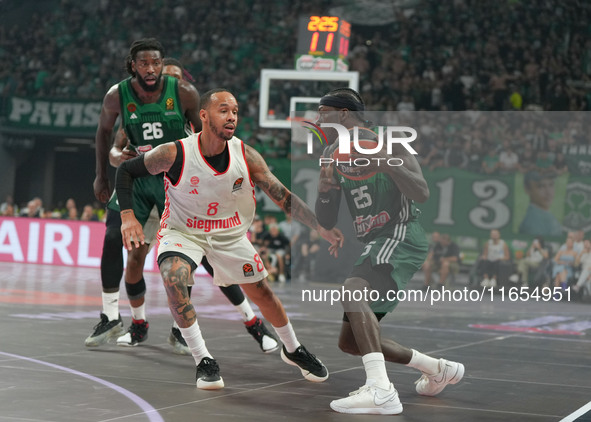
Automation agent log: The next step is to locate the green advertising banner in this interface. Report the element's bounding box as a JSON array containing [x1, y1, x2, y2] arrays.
[[289, 161, 591, 242], [1, 96, 101, 136]]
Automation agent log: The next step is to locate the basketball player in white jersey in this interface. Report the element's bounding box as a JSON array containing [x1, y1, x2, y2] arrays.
[[115, 88, 344, 389]]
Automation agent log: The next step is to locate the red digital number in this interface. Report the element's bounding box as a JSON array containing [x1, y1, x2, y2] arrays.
[[339, 37, 350, 57], [310, 32, 319, 52], [325, 33, 334, 53]]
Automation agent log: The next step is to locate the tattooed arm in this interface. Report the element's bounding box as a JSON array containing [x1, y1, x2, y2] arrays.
[[115, 141, 179, 250], [244, 144, 344, 255]]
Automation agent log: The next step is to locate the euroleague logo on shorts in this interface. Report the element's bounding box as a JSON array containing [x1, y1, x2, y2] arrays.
[[242, 263, 254, 277], [302, 122, 418, 180]]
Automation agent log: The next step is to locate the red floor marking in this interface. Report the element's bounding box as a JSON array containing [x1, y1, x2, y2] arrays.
[[0, 289, 102, 306], [470, 323, 583, 336]]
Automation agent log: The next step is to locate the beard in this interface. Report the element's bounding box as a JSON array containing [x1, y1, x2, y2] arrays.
[[209, 120, 234, 141], [136, 73, 162, 92]]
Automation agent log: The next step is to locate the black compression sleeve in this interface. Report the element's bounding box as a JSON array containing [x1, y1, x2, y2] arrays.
[[115, 154, 151, 211], [166, 141, 184, 185], [315, 188, 341, 229]]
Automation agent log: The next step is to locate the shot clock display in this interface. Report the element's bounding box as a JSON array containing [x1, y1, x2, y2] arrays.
[[296, 15, 351, 58]]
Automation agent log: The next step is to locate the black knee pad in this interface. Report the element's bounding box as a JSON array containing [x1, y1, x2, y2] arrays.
[[125, 278, 146, 301], [219, 284, 245, 305]]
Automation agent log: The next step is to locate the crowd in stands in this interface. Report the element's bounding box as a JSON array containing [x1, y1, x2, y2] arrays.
[[1, 194, 104, 221], [1, 0, 590, 161], [424, 229, 591, 302]]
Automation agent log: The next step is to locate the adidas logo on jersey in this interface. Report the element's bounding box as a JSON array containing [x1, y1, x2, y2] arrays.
[[189, 189, 199, 195], [130, 113, 138, 119]]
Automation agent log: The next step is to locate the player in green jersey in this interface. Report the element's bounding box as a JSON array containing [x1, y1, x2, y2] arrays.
[[315, 88, 465, 415], [87, 39, 200, 348]]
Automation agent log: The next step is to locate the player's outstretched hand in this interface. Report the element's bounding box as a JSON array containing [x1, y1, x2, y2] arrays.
[[318, 226, 344, 258], [120, 210, 145, 250]]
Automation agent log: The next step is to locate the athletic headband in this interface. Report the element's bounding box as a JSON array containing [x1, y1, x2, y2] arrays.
[[319, 95, 365, 111]]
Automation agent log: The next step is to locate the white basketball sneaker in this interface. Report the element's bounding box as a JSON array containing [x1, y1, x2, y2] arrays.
[[330, 382, 403, 415], [415, 358, 465, 396]]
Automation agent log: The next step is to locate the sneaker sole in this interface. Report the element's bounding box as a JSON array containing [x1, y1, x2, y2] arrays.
[[116, 333, 148, 347], [418, 362, 465, 396], [329, 402, 403, 415], [84, 324, 124, 347], [280, 348, 329, 382], [197, 378, 224, 390]]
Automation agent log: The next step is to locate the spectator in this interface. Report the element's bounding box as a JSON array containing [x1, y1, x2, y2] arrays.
[[479, 229, 510, 288], [443, 139, 468, 169], [550, 152, 569, 175], [62, 198, 78, 220], [552, 236, 577, 289], [21, 197, 43, 218], [0, 195, 15, 214], [422, 233, 461, 289], [498, 140, 519, 173], [2, 203, 15, 217], [517, 145, 537, 173], [573, 239, 591, 294], [261, 223, 290, 283], [481, 148, 500, 174], [248, 215, 266, 250], [80, 204, 99, 221], [516, 237, 550, 287]]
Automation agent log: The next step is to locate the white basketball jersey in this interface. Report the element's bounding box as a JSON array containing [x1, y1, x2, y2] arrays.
[[159, 133, 256, 239]]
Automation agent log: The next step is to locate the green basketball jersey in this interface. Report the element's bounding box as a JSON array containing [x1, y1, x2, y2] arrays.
[[117, 75, 188, 150], [336, 171, 422, 244], [107, 76, 189, 224]]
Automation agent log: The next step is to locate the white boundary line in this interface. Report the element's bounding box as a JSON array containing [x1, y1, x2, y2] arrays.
[[0, 351, 163, 422], [560, 401, 591, 422]]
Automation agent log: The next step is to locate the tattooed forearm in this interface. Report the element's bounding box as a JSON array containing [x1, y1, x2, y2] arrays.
[[282, 193, 292, 214], [245, 143, 319, 230], [160, 256, 197, 327], [290, 192, 319, 230]]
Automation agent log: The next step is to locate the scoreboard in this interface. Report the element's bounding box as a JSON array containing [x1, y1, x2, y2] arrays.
[[295, 15, 351, 71]]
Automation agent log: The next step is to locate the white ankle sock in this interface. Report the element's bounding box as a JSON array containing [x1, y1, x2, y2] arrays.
[[362, 352, 390, 389], [406, 349, 440, 375], [273, 321, 300, 353], [179, 321, 213, 366], [235, 298, 256, 322], [172, 320, 180, 329], [130, 303, 146, 321], [102, 292, 120, 321]]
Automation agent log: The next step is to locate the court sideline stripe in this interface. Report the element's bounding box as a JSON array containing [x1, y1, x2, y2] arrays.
[[0, 351, 164, 422], [560, 401, 591, 422]]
